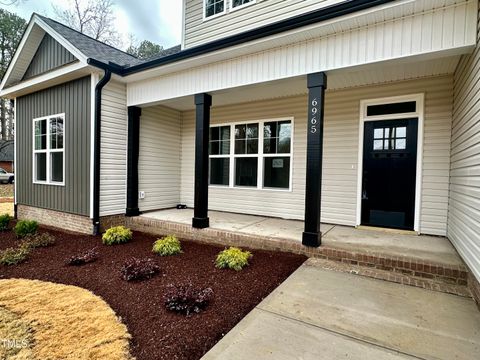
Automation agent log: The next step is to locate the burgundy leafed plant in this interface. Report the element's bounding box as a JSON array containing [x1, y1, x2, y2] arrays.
[[164, 283, 214, 316], [67, 248, 99, 266], [121, 257, 160, 281]]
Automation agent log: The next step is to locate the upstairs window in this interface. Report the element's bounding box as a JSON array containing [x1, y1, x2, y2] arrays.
[[33, 114, 65, 185], [205, 0, 225, 18], [232, 0, 255, 9]]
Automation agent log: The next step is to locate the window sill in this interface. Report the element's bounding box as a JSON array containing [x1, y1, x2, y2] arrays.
[[33, 181, 65, 187], [209, 185, 292, 192]]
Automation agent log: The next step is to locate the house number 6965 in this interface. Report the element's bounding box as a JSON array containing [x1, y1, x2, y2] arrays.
[[310, 98, 318, 134]]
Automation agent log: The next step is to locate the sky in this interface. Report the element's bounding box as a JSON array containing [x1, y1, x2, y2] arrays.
[[0, 0, 183, 49]]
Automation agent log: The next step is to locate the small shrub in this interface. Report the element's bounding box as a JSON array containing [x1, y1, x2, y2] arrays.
[[152, 235, 182, 256], [121, 257, 160, 281], [215, 247, 252, 271], [14, 220, 38, 238], [67, 248, 99, 266], [21, 233, 55, 249], [0, 213, 11, 231], [0, 246, 30, 266], [102, 226, 132, 245], [164, 283, 214, 316]]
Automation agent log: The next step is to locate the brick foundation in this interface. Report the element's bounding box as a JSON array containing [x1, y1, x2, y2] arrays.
[[18, 205, 93, 234], [468, 272, 480, 309], [17, 205, 132, 235], [99, 214, 127, 232], [128, 216, 468, 286]]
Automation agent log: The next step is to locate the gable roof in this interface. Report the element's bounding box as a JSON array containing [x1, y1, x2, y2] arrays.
[[36, 15, 143, 68], [0, 12, 182, 94], [1, 0, 394, 94], [0, 140, 14, 162], [22, 32, 76, 80]]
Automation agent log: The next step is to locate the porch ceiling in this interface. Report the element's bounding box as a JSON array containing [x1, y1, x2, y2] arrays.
[[146, 55, 461, 111]]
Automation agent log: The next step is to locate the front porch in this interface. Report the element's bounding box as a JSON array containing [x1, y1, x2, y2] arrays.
[[128, 208, 469, 297]]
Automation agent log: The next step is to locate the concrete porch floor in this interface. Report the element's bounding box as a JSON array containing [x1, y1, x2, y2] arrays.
[[141, 208, 463, 267]]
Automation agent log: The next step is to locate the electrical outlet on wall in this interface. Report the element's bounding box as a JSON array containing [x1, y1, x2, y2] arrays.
[[139, 191, 145, 199]]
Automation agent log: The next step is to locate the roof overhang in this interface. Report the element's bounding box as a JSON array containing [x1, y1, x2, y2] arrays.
[[126, 0, 477, 106], [0, 14, 89, 95], [0, 62, 93, 98], [145, 54, 463, 111]]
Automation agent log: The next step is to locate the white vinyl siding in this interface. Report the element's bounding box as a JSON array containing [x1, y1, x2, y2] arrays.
[[449, 6, 480, 282], [138, 105, 182, 211], [185, 0, 344, 48], [100, 80, 127, 216], [130, 0, 476, 107], [179, 76, 452, 235]]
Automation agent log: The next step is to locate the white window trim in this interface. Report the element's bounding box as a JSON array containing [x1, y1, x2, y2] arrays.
[[209, 117, 294, 192], [356, 94, 424, 233], [230, 0, 256, 13], [203, 0, 227, 21], [32, 113, 66, 186]]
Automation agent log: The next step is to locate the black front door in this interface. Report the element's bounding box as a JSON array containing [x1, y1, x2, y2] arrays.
[[361, 119, 418, 230]]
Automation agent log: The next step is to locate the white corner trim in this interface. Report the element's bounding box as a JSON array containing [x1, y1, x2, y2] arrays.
[[356, 93, 424, 232], [0, 62, 89, 98], [13, 97, 17, 206], [90, 72, 99, 219], [181, 0, 186, 50]]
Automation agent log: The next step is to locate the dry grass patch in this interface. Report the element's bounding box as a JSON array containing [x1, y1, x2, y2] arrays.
[[0, 306, 35, 359], [0, 202, 13, 216], [0, 184, 13, 198], [0, 279, 133, 360]]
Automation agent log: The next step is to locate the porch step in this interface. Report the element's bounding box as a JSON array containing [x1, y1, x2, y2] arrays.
[[305, 258, 471, 298], [128, 215, 469, 291], [311, 246, 468, 288]]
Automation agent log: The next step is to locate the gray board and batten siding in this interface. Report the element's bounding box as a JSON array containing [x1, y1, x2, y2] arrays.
[[22, 33, 77, 80], [16, 76, 91, 216]]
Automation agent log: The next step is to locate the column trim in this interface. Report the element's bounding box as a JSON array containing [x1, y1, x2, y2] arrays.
[[302, 72, 327, 247], [192, 93, 212, 229], [126, 106, 141, 217]]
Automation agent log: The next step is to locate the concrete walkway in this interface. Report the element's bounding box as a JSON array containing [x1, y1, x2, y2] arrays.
[[142, 209, 463, 266], [202, 260, 480, 360]]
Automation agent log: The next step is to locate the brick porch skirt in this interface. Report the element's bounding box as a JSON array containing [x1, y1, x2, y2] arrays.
[[127, 216, 468, 285]]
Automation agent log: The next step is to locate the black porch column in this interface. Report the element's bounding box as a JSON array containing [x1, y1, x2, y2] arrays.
[[192, 93, 212, 228], [302, 72, 327, 247], [126, 106, 141, 216]]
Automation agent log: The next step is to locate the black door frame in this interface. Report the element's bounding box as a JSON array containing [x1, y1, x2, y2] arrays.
[[357, 94, 424, 232]]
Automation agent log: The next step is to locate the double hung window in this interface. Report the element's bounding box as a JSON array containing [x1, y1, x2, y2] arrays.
[[204, 0, 225, 18], [209, 119, 293, 190], [33, 114, 65, 185]]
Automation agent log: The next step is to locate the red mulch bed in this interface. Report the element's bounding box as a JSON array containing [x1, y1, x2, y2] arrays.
[[0, 224, 306, 360]]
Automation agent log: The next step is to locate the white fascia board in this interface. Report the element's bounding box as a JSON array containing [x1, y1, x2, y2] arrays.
[[0, 62, 91, 98], [0, 15, 89, 92], [0, 19, 37, 91]]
